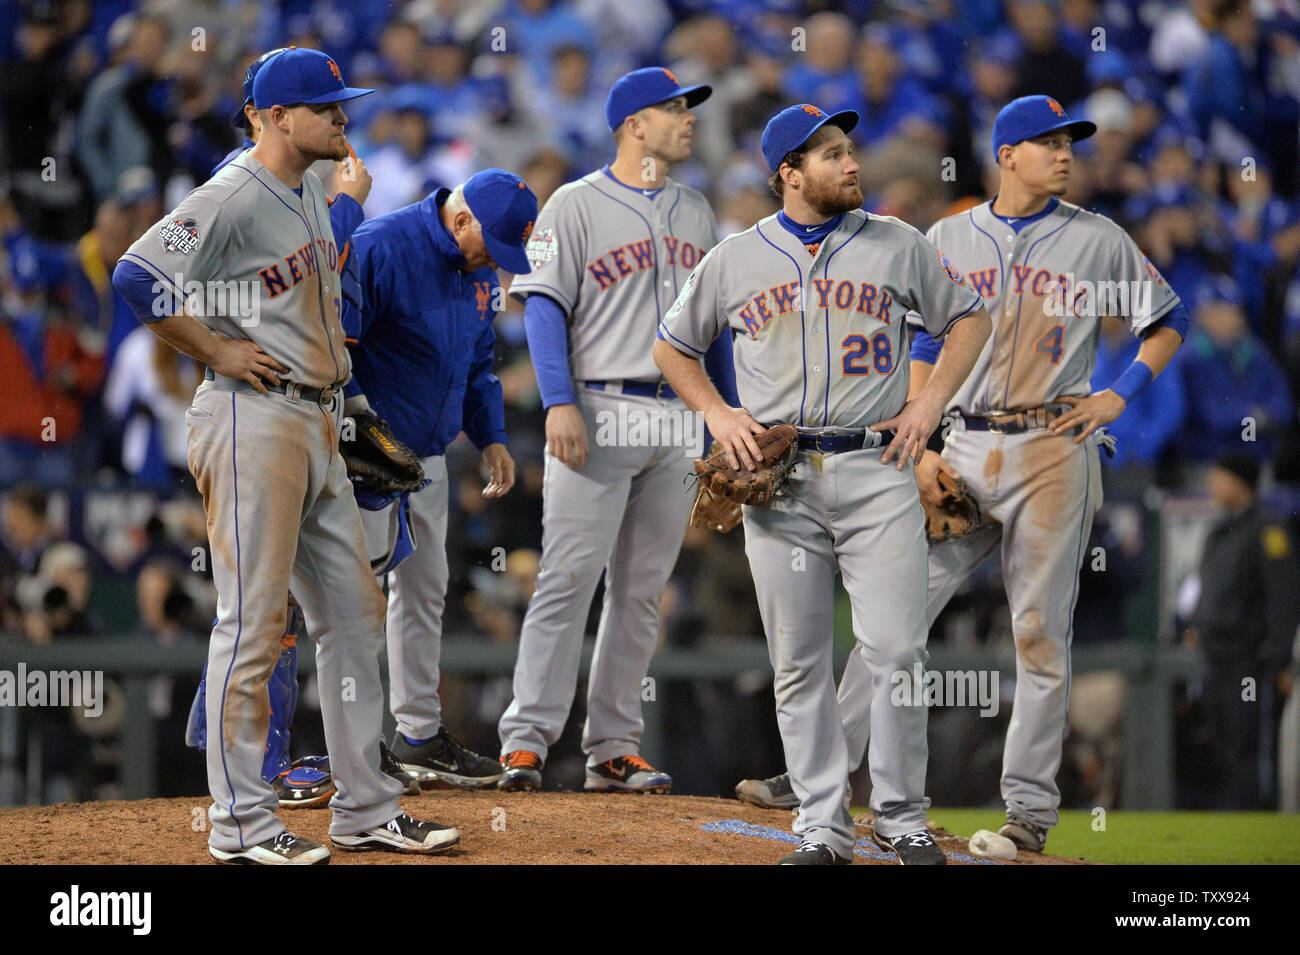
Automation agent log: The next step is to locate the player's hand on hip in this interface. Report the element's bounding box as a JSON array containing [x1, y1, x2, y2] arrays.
[[335, 149, 372, 206], [1050, 391, 1126, 444], [872, 394, 943, 470], [702, 406, 766, 470], [481, 443, 515, 498], [546, 403, 589, 469], [209, 335, 291, 394], [915, 449, 960, 507]]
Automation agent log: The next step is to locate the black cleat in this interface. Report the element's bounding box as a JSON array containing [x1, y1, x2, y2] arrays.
[[872, 828, 947, 865], [778, 841, 852, 865], [391, 728, 503, 789]]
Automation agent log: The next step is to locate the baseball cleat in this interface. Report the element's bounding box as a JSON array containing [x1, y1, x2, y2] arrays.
[[735, 771, 798, 809], [871, 828, 947, 865], [778, 841, 853, 865], [998, 817, 1048, 853], [498, 750, 543, 791], [391, 728, 503, 789], [583, 755, 671, 793], [330, 812, 460, 854], [210, 831, 331, 865], [379, 740, 421, 795], [271, 762, 335, 809]]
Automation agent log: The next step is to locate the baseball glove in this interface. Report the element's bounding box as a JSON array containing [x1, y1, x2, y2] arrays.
[[923, 470, 982, 543], [342, 410, 425, 495], [688, 423, 799, 533]]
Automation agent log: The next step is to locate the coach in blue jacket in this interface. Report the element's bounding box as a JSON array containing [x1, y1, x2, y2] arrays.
[[342, 168, 538, 789]]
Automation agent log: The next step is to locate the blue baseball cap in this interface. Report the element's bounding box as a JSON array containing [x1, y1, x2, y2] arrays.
[[462, 169, 539, 275], [761, 104, 859, 173], [605, 67, 711, 133], [232, 47, 287, 125], [992, 95, 1096, 161], [251, 47, 374, 113]]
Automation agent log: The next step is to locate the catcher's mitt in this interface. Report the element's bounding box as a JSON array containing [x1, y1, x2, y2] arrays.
[[342, 410, 425, 495], [689, 423, 799, 534], [924, 470, 982, 543]]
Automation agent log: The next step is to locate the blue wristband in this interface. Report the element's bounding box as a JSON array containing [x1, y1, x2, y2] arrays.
[[1111, 360, 1153, 405]]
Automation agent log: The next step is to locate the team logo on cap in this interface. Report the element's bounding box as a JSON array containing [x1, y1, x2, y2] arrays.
[[938, 250, 966, 286], [801, 105, 825, 117], [1046, 97, 1065, 118], [526, 228, 557, 270], [522, 219, 534, 243], [661, 68, 678, 84], [328, 59, 342, 82], [158, 217, 200, 255]]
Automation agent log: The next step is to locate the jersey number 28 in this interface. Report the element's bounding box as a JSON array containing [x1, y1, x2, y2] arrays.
[[841, 332, 893, 376]]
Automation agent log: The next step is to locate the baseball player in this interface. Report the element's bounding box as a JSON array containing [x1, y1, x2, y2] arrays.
[[340, 168, 538, 789], [737, 96, 1189, 854], [496, 67, 738, 793], [655, 103, 993, 865], [183, 46, 377, 811], [112, 48, 457, 864]]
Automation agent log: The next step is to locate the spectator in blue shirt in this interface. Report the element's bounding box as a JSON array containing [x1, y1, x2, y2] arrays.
[[838, 25, 949, 151], [783, 11, 859, 109], [1179, 275, 1296, 462], [1091, 315, 1186, 470]]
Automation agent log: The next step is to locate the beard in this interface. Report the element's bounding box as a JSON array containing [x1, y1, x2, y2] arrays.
[[803, 172, 863, 217], [293, 130, 349, 163]]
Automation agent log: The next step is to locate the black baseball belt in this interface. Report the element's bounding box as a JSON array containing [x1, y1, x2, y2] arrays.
[[204, 367, 340, 406], [795, 427, 897, 453], [583, 379, 678, 400]]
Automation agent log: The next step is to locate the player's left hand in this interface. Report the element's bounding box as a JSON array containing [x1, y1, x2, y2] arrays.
[[1050, 391, 1126, 444], [481, 443, 515, 498], [871, 394, 944, 471]]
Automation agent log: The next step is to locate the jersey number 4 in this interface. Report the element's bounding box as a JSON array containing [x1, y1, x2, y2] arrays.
[[1035, 324, 1064, 365], [841, 332, 893, 376]]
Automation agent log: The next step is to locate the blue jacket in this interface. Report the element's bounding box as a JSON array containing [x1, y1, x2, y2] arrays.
[[341, 188, 507, 457]]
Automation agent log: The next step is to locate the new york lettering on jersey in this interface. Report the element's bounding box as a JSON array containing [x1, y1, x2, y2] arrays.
[[927, 198, 1179, 415], [257, 236, 340, 298], [584, 235, 707, 290], [510, 167, 718, 383], [662, 209, 979, 430]]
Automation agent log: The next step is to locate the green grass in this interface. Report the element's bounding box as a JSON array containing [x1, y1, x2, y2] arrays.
[[912, 808, 1300, 864]]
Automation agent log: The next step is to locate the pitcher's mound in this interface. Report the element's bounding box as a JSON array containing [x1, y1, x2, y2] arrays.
[[0, 791, 1089, 864]]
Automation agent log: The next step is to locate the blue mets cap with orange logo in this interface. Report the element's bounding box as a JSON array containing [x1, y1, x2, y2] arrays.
[[251, 48, 374, 111], [605, 67, 712, 132], [463, 169, 539, 275], [992, 95, 1096, 161], [232, 47, 287, 125], [761, 104, 859, 173]]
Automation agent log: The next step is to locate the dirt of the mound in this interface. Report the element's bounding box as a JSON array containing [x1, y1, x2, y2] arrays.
[[0, 791, 1090, 865]]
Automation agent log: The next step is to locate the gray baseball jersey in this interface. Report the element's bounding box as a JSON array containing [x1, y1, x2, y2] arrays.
[[121, 154, 350, 389], [660, 208, 985, 858], [508, 169, 717, 381], [920, 198, 1180, 416], [659, 209, 982, 426], [835, 197, 1181, 834], [497, 168, 718, 781]]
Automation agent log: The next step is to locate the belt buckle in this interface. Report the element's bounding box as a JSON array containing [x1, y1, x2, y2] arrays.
[[655, 380, 669, 400]]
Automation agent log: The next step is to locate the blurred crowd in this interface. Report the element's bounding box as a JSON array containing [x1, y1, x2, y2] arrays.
[[2, 0, 1300, 807]]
